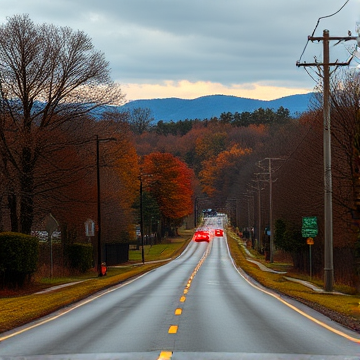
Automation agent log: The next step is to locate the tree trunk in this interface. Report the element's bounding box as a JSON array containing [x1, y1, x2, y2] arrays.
[[7, 191, 18, 232], [20, 146, 34, 234]]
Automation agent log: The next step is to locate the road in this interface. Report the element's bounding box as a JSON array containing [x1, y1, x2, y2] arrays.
[[0, 216, 360, 359]]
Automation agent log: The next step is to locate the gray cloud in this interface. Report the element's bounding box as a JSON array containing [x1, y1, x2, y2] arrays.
[[0, 0, 359, 94]]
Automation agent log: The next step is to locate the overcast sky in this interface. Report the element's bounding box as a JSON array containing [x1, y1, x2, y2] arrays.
[[1, 0, 359, 102]]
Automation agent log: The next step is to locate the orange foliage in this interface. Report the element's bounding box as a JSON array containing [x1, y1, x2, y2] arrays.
[[199, 144, 252, 197], [33, 126, 96, 228], [195, 132, 228, 161], [142, 152, 194, 219], [114, 140, 140, 211]]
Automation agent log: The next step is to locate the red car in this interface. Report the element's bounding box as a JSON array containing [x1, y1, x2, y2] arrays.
[[215, 229, 223, 237], [194, 230, 210, 242]]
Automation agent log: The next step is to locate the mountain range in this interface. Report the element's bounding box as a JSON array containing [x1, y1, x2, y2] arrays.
[[115, 93, 315, 122]]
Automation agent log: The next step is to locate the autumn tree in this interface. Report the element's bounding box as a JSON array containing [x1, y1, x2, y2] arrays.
[[0, 14, 124, 233], [141, 152, 194, 236], [199, 144, 252, 202], [327, 71, 360, 216], [61, 115, 140, 244]]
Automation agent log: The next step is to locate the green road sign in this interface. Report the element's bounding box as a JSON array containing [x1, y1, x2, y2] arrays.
[[302, 216, 318, 238]]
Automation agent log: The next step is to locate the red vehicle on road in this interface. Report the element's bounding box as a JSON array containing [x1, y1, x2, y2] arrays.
[[194, 229, 210, 242], [215, 229, 223, 237]]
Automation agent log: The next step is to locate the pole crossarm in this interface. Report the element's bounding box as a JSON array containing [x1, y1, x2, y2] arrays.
[[309, 35, 357, 41], [296, 35, 359, 68], [297, 61, 352, 67]]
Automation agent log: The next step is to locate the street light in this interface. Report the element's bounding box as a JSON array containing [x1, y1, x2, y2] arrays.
[[96, 135, 116, 277]]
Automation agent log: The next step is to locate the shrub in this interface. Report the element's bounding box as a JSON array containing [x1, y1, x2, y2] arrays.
[[0, 232, 39, 288], [67, 243, 93, 273], [274, 219, 307, 271]]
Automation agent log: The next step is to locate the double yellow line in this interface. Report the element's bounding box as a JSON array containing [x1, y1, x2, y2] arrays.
[[158, 242, 212, 359]]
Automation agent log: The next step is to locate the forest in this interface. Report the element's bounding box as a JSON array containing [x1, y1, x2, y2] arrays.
[[127, 69, 360, 287], [1, 15, 360, 287]]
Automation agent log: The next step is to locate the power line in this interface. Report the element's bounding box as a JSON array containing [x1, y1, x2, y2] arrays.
[[297, 29, 358, 292], [311, 0, 351, 38], [298, 0, 351, 64]]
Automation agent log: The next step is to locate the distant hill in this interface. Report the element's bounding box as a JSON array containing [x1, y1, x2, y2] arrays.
[[116, 93, 315, 122]]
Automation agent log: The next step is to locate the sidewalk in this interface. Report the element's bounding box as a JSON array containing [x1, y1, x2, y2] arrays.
[[246, 258, 287, 274], [239, 240, 344, 294], [35, 280, 87, 294], [34, 259, 173, 295]]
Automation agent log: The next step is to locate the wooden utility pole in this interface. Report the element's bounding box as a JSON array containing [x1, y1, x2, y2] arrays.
[[251, 176, 264, 253], [257, 158, 284, 263], [297, 30, 358, 292]]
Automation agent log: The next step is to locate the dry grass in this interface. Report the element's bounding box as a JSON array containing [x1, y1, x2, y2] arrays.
[[2, 229, 360, 335], [0, 263, 163, 333], [226, 232, 360, 332], [0, 232, 193, 334]]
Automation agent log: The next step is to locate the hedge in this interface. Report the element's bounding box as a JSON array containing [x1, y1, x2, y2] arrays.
[[67, 243, 93, 273], [0, 232, 39, 288]]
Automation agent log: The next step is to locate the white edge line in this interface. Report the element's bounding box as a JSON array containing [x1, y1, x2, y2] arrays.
[[0, 272, 149, 341], [224, 233, 360, 343]]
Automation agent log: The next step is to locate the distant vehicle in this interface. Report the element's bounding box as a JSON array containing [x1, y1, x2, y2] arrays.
[[202, 208, 217, 217], [215, 229, 223, 237]]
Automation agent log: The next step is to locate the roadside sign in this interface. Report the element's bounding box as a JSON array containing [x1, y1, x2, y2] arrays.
[[85, 218, 95, 237], [306, 237, 314, 245], [302, 216, 318, 238]]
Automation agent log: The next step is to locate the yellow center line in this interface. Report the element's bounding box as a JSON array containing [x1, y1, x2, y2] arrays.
[[168, 325, 178, 334], [164, 242, 213, 347], [158, 350, 173, 359]]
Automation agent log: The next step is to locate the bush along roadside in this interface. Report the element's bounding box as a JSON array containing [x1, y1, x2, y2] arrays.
[[0, 232, 39, 288]]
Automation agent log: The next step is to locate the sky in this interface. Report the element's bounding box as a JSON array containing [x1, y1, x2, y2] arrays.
[[0, 0, 360, 102]]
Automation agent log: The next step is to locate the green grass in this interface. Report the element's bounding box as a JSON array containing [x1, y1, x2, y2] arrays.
[[128, 242, 186, 262]]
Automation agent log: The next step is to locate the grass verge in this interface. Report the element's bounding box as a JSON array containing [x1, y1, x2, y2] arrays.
[[2, 229, 360, 335], [226, 231, 360, 332], [0, 234, 192, 334], [128, 241, 187, 262]]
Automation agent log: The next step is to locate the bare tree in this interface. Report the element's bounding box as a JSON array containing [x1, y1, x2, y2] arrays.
[[127, 107, 154, 134], [0, 14, 125, 233]]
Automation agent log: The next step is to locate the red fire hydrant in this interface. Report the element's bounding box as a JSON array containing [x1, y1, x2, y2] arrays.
[[101, 262, 107, 276]]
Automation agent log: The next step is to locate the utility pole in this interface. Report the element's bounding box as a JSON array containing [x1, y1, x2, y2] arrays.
[[96, 135, 116, 276], [227, 198, 238, 228], [257, 158, 284, 263], [251, 176, 264, 253], [268, 158, 275, 263], [139, 176, 145, 264], [243, 191, 255, 248], [296, 30, 358, 292]]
